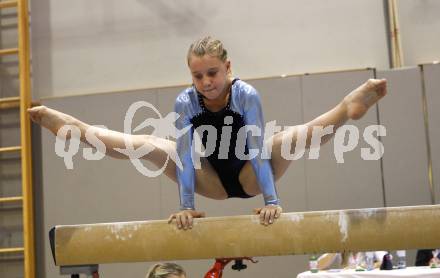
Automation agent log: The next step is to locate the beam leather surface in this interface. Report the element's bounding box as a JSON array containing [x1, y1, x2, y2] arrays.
[[54, 205, 440, 265]]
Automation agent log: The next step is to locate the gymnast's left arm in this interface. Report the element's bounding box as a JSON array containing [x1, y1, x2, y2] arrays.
[[241, 85, 282, 226]]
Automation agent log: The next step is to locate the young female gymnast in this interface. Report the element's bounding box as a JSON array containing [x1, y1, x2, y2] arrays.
[[28, 36, 387, 230]]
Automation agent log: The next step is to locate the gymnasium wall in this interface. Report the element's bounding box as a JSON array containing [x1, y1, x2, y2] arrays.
[[27, 0, 440, 99], [30, 0, 389, 98]]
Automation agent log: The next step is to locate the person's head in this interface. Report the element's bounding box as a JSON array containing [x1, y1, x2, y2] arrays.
[[187, 36, 232, 101], [146, 262, 186, 278]]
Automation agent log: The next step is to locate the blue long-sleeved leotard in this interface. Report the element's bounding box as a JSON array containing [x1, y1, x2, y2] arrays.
[[174, 78, 279, 210]]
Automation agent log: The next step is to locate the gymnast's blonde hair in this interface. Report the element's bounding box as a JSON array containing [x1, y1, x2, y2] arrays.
[[146, 262, 186, 278], [187, 36, 228, 64]]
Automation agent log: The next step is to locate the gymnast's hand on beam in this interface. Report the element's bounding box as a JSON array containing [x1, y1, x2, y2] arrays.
[[167, 209, 206, 230], [254, 205, 283, 226]]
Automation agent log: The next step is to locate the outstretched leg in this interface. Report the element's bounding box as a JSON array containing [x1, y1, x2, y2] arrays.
[[28, 105, 170, 163], [28, 106, 228, 200], [238, 78, 387, 195]]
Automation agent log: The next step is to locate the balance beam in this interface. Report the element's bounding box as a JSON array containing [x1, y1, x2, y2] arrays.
[[51, 204, 440, 266]]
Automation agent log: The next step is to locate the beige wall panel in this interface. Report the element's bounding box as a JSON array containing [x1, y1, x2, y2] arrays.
[[301, 70, 384, 211], [377, 67, 432, 206], [423, 63, 440, 204], [39, 91, 162, 278]]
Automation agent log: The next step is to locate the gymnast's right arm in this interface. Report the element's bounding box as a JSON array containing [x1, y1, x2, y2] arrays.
[[167, 96, 205, 230]]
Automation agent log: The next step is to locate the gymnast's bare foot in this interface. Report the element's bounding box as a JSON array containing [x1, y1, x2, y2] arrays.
[[343, 79, 387, 120], [28, 106, 77, 135]]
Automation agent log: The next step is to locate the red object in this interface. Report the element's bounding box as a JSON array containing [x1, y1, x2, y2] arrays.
[[204, 259, 232, 278], [204, 257, 257, 278]]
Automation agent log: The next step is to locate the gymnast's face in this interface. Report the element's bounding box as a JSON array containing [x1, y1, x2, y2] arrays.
[[188, 54, 231, 101]]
